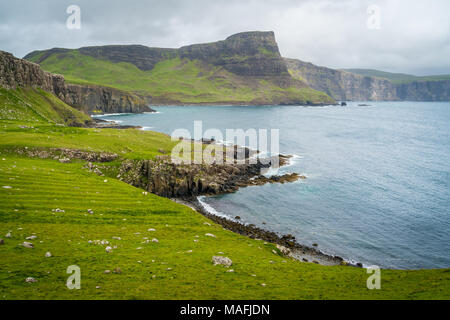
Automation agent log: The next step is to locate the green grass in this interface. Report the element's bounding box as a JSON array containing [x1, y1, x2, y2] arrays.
[[27, 50, 334, 105], [0, 93, 448, 299], [0, 88, 91, 127]]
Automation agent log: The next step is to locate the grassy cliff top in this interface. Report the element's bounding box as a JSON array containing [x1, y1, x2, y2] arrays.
[[341, 68, 450, 84]]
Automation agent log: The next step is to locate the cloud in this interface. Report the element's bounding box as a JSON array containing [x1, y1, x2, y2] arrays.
[[1, 0, 449, 75]]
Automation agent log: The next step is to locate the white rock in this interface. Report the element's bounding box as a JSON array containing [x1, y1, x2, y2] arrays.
[[45, 252, 52, 258], [151, 238, 159, 243], [147, 228, 156, 232], [2, 186, 12, 189], [25, 277, 37, 283], [105, 246, 113, 253], [276, 244, 291, 256], [112, 237, 121, 240], [203, 222, 211, 226], [205, 233, 216, 238], [5, 232, 11, 238], [26, 235, 37, 240], [21, 242, 34, 248], [212, 256, 233, 267]]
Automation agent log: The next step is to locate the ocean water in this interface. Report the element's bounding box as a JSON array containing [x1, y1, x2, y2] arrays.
[[98, 102, 450, 269]]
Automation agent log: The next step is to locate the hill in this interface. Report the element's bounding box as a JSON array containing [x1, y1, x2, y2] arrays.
[[24, 32, 335, 106], [341, 68, 450, 84]]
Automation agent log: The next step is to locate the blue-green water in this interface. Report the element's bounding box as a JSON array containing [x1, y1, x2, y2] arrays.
[[98, 102, 450, 269]]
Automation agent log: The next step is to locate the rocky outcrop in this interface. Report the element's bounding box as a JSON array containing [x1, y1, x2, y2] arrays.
[[285, 57, 450, 101], [179, 31, 290, 78], [117, 152, 296, 198], [0, 50, 152, 114]]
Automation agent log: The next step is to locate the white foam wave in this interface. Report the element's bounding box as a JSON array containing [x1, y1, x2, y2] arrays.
[[197, 196, 232, 220]]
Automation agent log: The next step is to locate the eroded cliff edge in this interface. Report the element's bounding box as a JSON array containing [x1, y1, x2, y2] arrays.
[[0, 50, 152, 114], [285, 57, 450, 101]]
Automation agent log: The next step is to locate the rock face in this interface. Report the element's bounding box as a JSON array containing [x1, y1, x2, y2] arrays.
[[118, 152, 296, 198], [61, 83, 150, 114], [179, 31, 289, 78], [77, 46, 178, 71], [396, 80, 450, 101], [285, 57, 450, 101], [0, 50, 151, 114], [285, 58, 398, 101]]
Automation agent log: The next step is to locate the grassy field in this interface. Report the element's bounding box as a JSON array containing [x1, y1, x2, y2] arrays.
[[26, 50, 334, 105], [0, 94, 449, 299]]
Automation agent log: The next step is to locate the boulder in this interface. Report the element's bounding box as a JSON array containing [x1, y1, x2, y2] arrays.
[[276, 244, 291, 256], [21, 242, 34, 248], [212, 256, 233, 267]]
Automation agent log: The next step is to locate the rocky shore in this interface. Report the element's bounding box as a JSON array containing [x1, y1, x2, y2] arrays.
[[13, 140, 360, 267]]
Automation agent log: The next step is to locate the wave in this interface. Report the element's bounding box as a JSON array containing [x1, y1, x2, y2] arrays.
[[91, 113, 133, 117], [140, 126, 153, 131], [197, 196, 233, 220]]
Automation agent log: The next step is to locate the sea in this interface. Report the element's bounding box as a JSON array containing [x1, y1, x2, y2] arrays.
[[95, 101, 450, 269]]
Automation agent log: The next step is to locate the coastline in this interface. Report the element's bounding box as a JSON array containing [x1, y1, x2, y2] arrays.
[[94, 113, 364, 268], [173, 196, 357, 267]]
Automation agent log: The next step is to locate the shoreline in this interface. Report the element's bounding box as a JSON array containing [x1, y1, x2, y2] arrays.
[[173, 196, 359, 267], [93, 113, 364, 268]]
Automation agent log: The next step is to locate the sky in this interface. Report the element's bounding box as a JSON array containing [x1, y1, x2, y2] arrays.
[[1, 0, 449, 76]]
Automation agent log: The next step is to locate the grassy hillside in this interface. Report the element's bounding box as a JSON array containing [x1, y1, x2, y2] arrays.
[[0, 97, 449, 299], [341, 68, 450, 84], [26, 50, 334, 105], [0, 87, 92, 127]]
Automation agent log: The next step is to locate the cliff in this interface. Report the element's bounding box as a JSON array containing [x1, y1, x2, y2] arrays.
[[395, 80, 450, 101], [285, 58, 450, 101], [24, 32, 335, 106], [284, 58, 398, 101], [1, 50, 152, 114]]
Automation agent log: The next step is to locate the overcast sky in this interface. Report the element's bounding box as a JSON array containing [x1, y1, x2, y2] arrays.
[[1, 0, 449, 75]]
